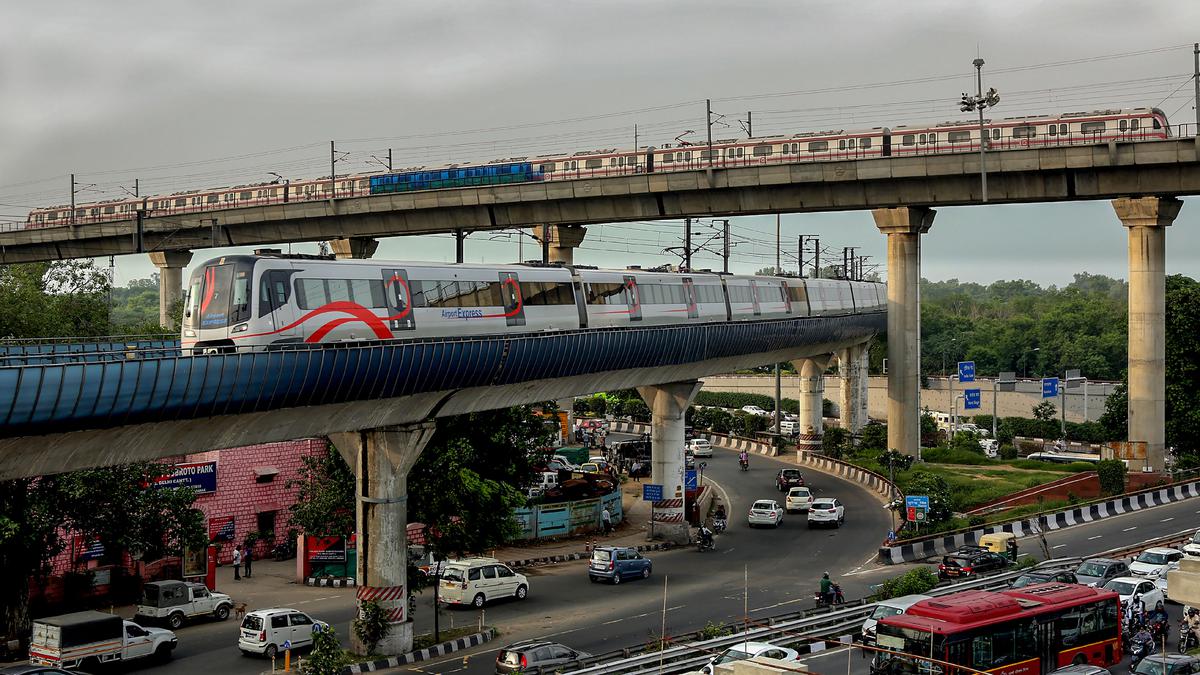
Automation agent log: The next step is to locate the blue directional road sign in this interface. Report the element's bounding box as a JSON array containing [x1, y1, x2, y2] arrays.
[[1042, 377, 1060, 398], [685, 470, 698, 490], [642, 484, 664, 501], [963, 388, 981, 410], [958, 361, 976, 383], [905, 495, 930, 510]]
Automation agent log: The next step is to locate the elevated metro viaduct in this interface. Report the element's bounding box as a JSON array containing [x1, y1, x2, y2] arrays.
[[2, 136, 1195, 469], [0, 309, 881, 655]]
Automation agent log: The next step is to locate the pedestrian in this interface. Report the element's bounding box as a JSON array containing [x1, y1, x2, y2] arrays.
[[232, 545, 242, 581], [1006, 537, 1018, 562], [601, 506, 612, 535], [243, 546, 253, 578], [631, 461, 643, 482]]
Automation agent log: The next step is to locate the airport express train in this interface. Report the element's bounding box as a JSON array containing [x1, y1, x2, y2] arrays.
[[182, 251, 886, 351], [27, 107, 1171, 228]]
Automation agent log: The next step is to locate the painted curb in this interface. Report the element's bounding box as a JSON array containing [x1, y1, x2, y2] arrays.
[[343, 627, 496, 673], [306, 577, 356, 587], [505, 542, 674, 568]]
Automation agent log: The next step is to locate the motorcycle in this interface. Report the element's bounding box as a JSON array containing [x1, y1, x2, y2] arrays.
[[1126, 629, 1155, 666], [712, 518, 728, 534], [814, 582, 845, 608], [1181, 622, 1200, 652], [696, 528, 716, 552], [272, 539, 297, 562], [739, 457, 749, 472]]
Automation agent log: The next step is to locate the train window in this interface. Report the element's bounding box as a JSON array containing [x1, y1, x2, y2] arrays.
[[1119, 119, 1128, 132], [752, 144, 772, 156], [901, 134, 915, 146], [737, 147, 744, 157], [103, 206, 115, 214], [928, 132, 937, 143], [1012, 126, 1036, 139], [918, 134, 927, 144], [1058, 124, 1067, 136], [994, 128, 1002, 140], [224, 193, 234, 202], [585, 159, 602, 169], [258, 270, 294, 317], [586, 282, 626, 305], [948, 131, 971, 143], [661, 153, 673, 163], [175, 198, 186, 207], [1080, 121, 1105, 134], [808, 141, 829, 152], [296, 278, 330, 309], [327, 279, 351, 303], [540, 163, 555, 173], [90, 208, 99, 215], [683, 151, 692, 161], [520, 281, 574, 305], [847, 138, 856, 150], [1153, 117, 1162, 129], [1048, 125, 1057, 136], [609, 157, 617, 166], [240, 191, 252, 199], [839, 139, 847, 150], [207, 195, 219, 204], [860, 137, 872, 149], [1131, 118, 1139, 130]]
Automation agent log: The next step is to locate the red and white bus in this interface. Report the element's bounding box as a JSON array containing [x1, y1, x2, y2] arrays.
[[872, 583, 1121, 675]]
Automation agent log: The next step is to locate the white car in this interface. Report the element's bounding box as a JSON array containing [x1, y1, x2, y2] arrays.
[[741, 405, 768, 416], [1182, 530, 1200, 558], [1153, 561, 1178, 601], [239, 608, 328, 658], [785, 487, 813, 513], [747, 500, 783, 528], [980, 439, 1000, 457], [807, 498, 845, 528], [1103, 576, 1165, 611], [688, 438, 713, 458], [702, 641, 800, 674], [958, 423, 990, 438], [1129, 547, 1184, 576]]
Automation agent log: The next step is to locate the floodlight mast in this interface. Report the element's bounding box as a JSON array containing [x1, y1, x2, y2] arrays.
[[959, 58, 1000, 203]]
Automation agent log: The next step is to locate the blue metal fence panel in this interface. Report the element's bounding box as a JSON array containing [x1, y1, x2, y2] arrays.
[[601, 492, 624, 525], [534, 505, 571, 538]]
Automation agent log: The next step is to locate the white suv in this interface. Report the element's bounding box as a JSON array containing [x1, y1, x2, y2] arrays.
[[807, 498, 845, 528], [1182, 530, 1200, 559], [238, 608, 327, 658]]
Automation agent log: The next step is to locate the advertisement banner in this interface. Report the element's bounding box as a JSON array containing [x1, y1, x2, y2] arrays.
[[209, 515, 235, 542], [154, 461, 218, 494], [306, 536, 347, 563], [183, 546, 207, 577]]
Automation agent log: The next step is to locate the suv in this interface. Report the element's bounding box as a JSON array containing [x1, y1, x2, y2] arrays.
[[938, 550, 1011, 579], [135, 580, 234, 629], [807, 498, 845, 528], [1010, 569, 1078, 588], [439, 557, 529, 608], [238, 608, 326, 658], [776, 468, 805, 492], [1074, 557, 1129, 587], [1132, 654, 1200, 675], [496, 640, 588, 674], [588, 546, 652, 584]]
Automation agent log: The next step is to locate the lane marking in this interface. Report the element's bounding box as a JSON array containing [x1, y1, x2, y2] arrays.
[[1088, 535, 1102, 540], [1123, 526, 1138, 532], [751, 597, 807, 613], [1162, 517, 1175, 522], [1052, 544, 1066, 549]]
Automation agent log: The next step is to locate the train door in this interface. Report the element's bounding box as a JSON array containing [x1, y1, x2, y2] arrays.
[[644, 147, 655, 174], [499, 272, 525, 327], [623, 275, 642, 322], [572, 276, 588, 328], [682, 277, 698, 319], [382, 268, 416, 332], [749, 280, 761, 316], [780, 280, 792, 314], [719, 277, 732, 321], [881, 130, 892, 158], [259, 268, 298, 340]]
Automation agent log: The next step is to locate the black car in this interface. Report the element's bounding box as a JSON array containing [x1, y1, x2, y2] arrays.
[[1132, 654, 1200, 675], [496, 640, 589, 674], [938, 550, 1012, 579], [1010, 569, 1079, 588], [776, 468, 805, 492]]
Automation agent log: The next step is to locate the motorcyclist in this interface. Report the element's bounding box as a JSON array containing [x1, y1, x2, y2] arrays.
[[697, 523, 714, 549], [713, 504, 728, 528], [1184, 607, 1200, 647], [739, 450, 749, 468], [1127, 592, 1146, 628], [820, 572, 833, 605]]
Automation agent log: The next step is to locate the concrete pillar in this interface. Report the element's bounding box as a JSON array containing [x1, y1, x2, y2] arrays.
[[329, 422, 436, 657], [873, 206, 935, 456], [636, 380, 702, 544], [330, 237, 380, 260], [148, 250, 193, 329], [838, 343, 869, 435], [792, 356, 831, 454], [530, 224, 587, 265], [1112, 196, 1182, 471]]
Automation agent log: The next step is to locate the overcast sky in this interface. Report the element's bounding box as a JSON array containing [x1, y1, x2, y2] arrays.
[[2, 0, 1198, 287]]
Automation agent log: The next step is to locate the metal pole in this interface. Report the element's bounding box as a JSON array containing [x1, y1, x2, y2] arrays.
[[722, 219, 729, 273], [747, 111, 752, 138], [541, 223, 549, 264], [634, 124, 638, 170], [1083, 380, 1089, 421], [1060, 385, 1066, 441], [950, 375, 957, 436], [387, 148, 393, 172], [134, 179, 139, 198], [706, 99, 714, 184], [330, 140, 336, 198], [974, 58, 988, 202], [774, 363, 782, 437], [798, 235, 805, 278], [1194, 43, 1199, 133], [775, 214, 781, 273], [992, 379, 998, 440], [455, 228, 464, 264], [69, 173, 75, 226], [813, 238, 820, 278], [518, 230, 524, 262], [684, 217, 692, 270]]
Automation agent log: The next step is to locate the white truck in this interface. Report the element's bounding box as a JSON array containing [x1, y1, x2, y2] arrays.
[[134, 580, 235, 629], [30, 611, 177, 668]]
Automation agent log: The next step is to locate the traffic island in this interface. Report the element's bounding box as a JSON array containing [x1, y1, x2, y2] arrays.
[[341, 626, 496, 673]]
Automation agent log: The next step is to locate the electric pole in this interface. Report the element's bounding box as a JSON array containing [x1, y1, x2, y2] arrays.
[[722, 219, 730, 273], [330, 140, 336, 198], [775, 214, 781, 273], [1194, 42, 1199, 132], [388, 148, 393, 172], [747, 111, 753, 138], [705, 99, 714, 184], [69, 174, 75, 227], [684, 218, 693, 271], [455, 228, 465, 264]]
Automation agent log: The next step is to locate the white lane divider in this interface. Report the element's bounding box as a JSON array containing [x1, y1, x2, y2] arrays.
[[1088, 535, 1102, 540], [1052, 544, 1066, 549], [1162, 517, 1175, 522], [1123, 526, 1138, 532]]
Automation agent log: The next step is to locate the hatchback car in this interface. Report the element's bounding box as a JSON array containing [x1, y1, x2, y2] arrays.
[[702, 642, 800, 674], [807, 498, 844, 528], [588, 546, 652, 584], [1131, 653, 1200, 675], [238, 608, 327, 658], [1130, 547, 1184, 577], [785, 487, 813, 513], [748, 500, 783, 528], [776, 468, 805, 492], [495, 640, 588, 674], [1010, 569, 1078, 588], [937, 550, 1011, 579], [1074, 558, 1129, 587], [1102, 576, 1165, 610], [1047, 665, 1113, 675]]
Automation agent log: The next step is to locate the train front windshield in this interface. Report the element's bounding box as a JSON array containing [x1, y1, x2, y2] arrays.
[[184, 260, 253, 330]]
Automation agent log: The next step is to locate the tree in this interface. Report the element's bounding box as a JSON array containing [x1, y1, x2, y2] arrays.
[[822, 427, 850, 457], [904, 471, 952, 523], [859, 422, 888, 451], [0, 261, 113, 338], [1165, 275, 1200, 462], [1098, 380, 1128, 442], [302, 625, 350, 674], [919, 410, 939, 447], [1032, 400, 1057, 422], [288, 445, 356, 537], [0, 478, 67, 643], [948, 431, 983, 454]]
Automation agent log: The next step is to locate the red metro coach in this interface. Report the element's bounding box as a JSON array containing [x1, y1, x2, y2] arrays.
[[872, 583, 1120, 675]]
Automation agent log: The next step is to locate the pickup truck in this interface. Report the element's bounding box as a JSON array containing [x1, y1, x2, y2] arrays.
[[134, 580, 235, 629], [30, 611, 177, 668]]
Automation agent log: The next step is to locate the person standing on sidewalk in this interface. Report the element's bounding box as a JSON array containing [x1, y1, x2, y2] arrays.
[[601, 506, 612, 535], [243, 546, 253, 578], [232, 545, 242, 581]]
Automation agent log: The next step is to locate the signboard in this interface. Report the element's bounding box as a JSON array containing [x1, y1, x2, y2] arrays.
[[905, 495, 930, 523], [1042, 377, 1059, 398], [182, 546, 207, 577], [209, 515, 235, 542], [642, 484, 664, 502], [684, 470, 698, 490], [306, 536, 348, 563], [153, 461, 218, 494], [283, 640, 292, 650], [958, 361, 976, 383], [1105, 440, 1148, 461], [963, 388, 981, 410], [76, 536, 105, 561]]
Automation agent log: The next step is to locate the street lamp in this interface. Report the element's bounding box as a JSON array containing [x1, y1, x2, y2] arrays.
[[959, 58, 1000, 202], [941, 338, 958, 377], [1021, 347, 1040, 379]]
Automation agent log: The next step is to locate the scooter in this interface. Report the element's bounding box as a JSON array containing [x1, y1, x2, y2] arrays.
[[697, 530, 716, 552], [1181, 622, 1199, 652], [814, 582, 845, 608], [712, 518, 728, 534], [1126, 629, 1155, 666], [272, 539, 297, 561]]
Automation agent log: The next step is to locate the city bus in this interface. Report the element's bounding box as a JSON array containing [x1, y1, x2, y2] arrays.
[[871, 583, 1121, 675]]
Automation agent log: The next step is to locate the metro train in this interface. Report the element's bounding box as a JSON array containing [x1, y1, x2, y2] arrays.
[[26, 107, 1172, 228], [182, 251, 886, 351]]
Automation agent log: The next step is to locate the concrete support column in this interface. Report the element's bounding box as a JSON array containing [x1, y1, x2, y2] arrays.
[[636, 380, 702, 544], [530, 224, 587, 265], [329, 422, 436, 657], [1113, 197, 1182, 471], [792, 356, 831, 454], [330, 237, 380, 260], [838, 343, 869, 435], [148, 250, 193, 329], [873, 206, 935, 456]]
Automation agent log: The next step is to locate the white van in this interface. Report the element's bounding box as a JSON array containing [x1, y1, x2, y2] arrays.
[[861, 594, 932, 644], [526, 471, 559, 498], [439, 557, 529, 608]]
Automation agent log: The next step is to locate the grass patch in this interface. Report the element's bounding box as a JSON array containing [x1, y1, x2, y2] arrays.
[[412, 625, 485, 652]]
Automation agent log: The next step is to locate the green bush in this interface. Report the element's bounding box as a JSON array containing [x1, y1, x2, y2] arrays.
[[859, 422, 888, 451], [352, 600, 391, 656], [999, 444, 1018, 460], [921, 447, 993, 465], [302, 626, 351, 674], [1096, 459, 1127, 496], [872, 567, 939, 601]]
